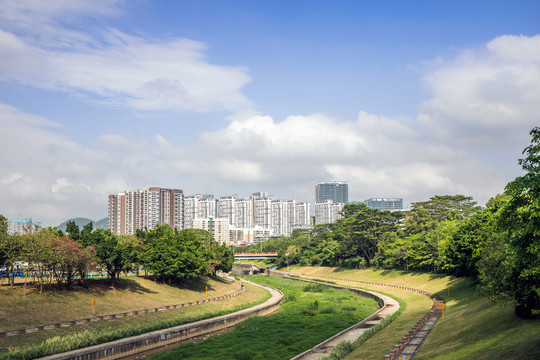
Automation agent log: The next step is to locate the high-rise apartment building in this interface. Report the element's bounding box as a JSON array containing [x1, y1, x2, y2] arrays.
[[192, 217, 229, 245], [235, 198, 254, 228], [253, 195, 274, 229], [110, 188, 312, 242], [11, 217, 42, 234], [294, 202, 311, 228], [315, 200, 344, 225], [198, 197, 217, 219], [183, 194, 202, 229], [364, 198, 403, 211], [108, 187, 183, 235], [315, 181, 348, 204], [271, 199, 296, 237], [217, 195, 239, 226]]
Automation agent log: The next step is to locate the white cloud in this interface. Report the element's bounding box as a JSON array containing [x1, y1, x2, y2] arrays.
[[202, 114, 368, 161], [0, 1, 253, 114], [420, 34, 540, 149], [0, 103, 201, 225], [197, 112, 495, 204], [1, 34, 538, 226]]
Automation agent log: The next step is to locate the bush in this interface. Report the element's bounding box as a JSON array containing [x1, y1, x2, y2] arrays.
[[324, 341, 354, 359], [303, 283, 328, 293], [300, 309, 316, 316], [284, 293, 296, 303]]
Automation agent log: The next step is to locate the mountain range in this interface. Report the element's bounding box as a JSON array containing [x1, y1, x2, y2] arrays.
[[56, 217, 108, 232]]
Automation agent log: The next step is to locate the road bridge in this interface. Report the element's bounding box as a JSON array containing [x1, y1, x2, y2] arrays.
[[233, 252, 279, 260]]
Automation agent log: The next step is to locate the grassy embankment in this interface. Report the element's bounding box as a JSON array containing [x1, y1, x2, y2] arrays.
[[151, 275, 379, 360], [288, 266, 540, 360], [0, 276, 270, 359]]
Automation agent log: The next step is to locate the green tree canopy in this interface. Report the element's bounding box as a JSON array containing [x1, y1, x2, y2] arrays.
[[496, 127, 540, 318], [65, 220, 81, 241], [89, 229, 124, 286]]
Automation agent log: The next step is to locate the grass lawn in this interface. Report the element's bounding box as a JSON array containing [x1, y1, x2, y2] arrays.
[[0, 276, 238, 331], [288, 266, 540, 360], [150, 275, 380, 360], [0, 276, 270, 358]]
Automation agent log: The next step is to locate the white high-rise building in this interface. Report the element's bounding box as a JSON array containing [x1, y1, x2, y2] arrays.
[[254, 196, 273, 229], [192, 217, 229, 245], [271, 199, 297, 236], [294, 202, 311, 229], [218, 195, 239, 226], [236, 198, 254, 228], [183, 194, 202, 229], [198, 198, 217, 219], [315, 200, 344, 225], [142, 188, 160, 230]]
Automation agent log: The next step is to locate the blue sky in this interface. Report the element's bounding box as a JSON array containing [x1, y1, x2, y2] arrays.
[[1, 0, 539, 226]]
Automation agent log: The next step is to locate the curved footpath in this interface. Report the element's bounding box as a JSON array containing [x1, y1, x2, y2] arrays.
[[37, 278, 283, 360], [288, 271, 445, 360], [265, 270, 399, 360]]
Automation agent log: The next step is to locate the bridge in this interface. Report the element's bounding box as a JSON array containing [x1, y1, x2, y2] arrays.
[[234, 252, 279, 260]]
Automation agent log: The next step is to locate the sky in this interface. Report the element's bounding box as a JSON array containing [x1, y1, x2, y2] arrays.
[[1, 0, 540, 227]]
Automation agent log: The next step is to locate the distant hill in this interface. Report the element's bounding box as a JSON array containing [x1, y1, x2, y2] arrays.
[[57, 217, 108, 232], [94, 218, 109, 229]]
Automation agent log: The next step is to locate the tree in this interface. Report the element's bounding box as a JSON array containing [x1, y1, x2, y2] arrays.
[[0, 215, 7, 240], [24, 228, 56, 293], [0, 215, 9, 283], [442, 195, 508, 277], [90, 229, 124, 286], [333, 204, 402, 266], [80, 222, 93, 247], [139, 225, 211, 283], [318, 239, 341, 266], [496, 127, 540, 318], [52, 236, 86, 287], [118, 235, 144, 275], [0, 224, 24, 288], [203, 236, 234, 275], [65, 221, 80, 241], [405, 195, 480, 236]]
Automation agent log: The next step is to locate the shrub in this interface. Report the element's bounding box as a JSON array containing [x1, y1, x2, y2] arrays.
[[303, 283, 328, 293], [324, 341, 354, 359]]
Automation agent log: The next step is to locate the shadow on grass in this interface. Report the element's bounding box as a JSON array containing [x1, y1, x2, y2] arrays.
[[137, 276, 224, 294], [0, 275, 236, 301], [33, 278, 160, 297]]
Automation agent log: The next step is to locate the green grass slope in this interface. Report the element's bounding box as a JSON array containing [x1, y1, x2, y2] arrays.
[[286, 267, 539, 360], [0, 276, 270, 358]]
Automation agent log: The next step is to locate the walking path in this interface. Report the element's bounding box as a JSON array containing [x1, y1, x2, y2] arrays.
[[287, 272, 445, 360], [292, 288, 398, 360]]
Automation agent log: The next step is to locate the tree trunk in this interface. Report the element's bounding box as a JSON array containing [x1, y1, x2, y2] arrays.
[[23, 267, 27, 295], [8, 264, 14, 288]]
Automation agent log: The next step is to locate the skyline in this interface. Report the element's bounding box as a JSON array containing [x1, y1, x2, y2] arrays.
[[1, 1, 540, 226]]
